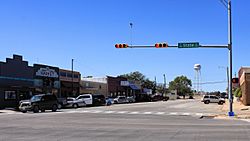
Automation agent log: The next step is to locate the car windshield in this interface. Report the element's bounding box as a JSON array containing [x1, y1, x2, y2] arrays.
[[31, 95, 42, 102]]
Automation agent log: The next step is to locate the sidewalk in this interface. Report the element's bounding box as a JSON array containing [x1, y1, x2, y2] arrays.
[[0, 108, 19, 114], [216, 99, 250, 119]]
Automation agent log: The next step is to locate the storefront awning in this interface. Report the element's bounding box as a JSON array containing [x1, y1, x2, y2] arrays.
[[129, 84, 140, 90]]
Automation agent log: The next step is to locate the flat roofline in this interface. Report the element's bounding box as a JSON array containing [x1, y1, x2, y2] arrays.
[[59, 68, 80, 74]]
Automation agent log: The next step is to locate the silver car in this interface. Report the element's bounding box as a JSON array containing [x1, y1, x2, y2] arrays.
[[201, 95, 225, 105], [19, 101, 32, 113], [65, 97, 86, 108], [114, 96, 128, 104]]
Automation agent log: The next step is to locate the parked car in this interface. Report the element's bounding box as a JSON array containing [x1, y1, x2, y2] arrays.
[[92, 94, 106, 106], [27, 94, 59, 113], [201, 95, 225, 105], [57, 97, 67, 109], [127, 96, 136, 103], [114, 96, 128, 104], [76, 94, 106, 106], [19, 100, 32, 113], [150, 94, 163, 102], [76, 94, 93, 106], [106, 97, 114, 106], [65, 97, 86, 108]]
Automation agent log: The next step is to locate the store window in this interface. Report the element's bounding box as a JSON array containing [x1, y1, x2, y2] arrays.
[[60, 72, 67, 77], [74, 74, 79, 78], [67, 73, 72, 78], [4, 91, 16, 100], [86, 83, 89, 87]]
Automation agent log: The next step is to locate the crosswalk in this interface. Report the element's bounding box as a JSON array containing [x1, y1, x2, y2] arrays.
[[0, 109, 214, 118], [61, 110, 213, 117]]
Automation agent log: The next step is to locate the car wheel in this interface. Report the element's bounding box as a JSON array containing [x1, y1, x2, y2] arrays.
[[218, 101, 224, 105], [58, 103, 62, 109], [33, 106, 39, 113], [22, 110, 27, 113], [41, 109, 45, 112], [204, 100, 210, 104], [73, 104, 78, 108], [52, 104, 58, 112]]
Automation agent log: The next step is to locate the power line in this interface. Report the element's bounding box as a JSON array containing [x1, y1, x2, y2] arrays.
[[193, 81, 227, 85]]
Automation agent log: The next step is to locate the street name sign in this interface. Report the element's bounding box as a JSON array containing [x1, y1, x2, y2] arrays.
[[178, 42, 200, 48]]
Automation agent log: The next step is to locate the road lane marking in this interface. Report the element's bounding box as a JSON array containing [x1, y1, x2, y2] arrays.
[[117, 111, 128, 114], [155, 112, 165, 115], [182, 113, 190, 116], [104, 111, 115, 114], [89, 110, 102, 113], [195, 113, 203, 116], [143, 112, 152, 114], [129, 111, 139, 114]]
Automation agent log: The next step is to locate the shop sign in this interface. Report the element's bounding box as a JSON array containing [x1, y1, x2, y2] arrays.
[[36, 67, 59, 78], [120, 81, 129, 86]]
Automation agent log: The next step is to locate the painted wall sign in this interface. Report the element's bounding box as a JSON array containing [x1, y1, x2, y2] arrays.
[[36, 67, 59, 78]]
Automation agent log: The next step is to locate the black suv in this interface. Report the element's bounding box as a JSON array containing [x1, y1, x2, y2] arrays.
[[92, 94, 106, 106], [30, 94, 58, 113]]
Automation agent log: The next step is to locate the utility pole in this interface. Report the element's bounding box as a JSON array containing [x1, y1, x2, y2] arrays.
[[228, 0, 234, 116], [71, 59, 74, 96], [154, 76, 157, 94], [163, 74, 166, 95]]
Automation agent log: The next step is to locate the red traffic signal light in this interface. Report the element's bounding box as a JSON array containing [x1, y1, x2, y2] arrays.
[[155, 43, 168, 48], [232, 78, 239, 83], [115, 44, 128, 48]]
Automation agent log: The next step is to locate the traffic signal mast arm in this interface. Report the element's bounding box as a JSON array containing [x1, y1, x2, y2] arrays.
[[115, 44, 229, 49]]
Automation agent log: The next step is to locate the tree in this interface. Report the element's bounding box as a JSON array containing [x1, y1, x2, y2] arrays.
[[119, 71, 145, 82], [168, 75, 192, 98], [119, 71, 154, 89], [234, 87, 242, 98]]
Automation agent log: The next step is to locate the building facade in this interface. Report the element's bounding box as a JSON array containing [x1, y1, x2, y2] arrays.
[[107, 76, 142, 99], [80, 77, 108, 97], [60, 69, 81, 98], [33, 64, 60, 96], [0, 55, 34, 109], [239, 67, 250, 105], [0, 54, 82, 108]]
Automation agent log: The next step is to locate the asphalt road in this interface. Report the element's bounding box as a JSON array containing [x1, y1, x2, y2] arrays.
[[0, 99, 249, 141]]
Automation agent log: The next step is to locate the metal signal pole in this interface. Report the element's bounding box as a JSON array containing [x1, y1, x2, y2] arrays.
[[228, 0, 234, 116]]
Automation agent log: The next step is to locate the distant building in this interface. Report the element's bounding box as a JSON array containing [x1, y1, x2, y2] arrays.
[[239, 67, 250, 105], [106, 76, 149, 101], [80, 77, 108, 97]]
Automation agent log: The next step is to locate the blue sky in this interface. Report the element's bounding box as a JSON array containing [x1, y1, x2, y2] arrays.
[[0, 0, 249, 92]]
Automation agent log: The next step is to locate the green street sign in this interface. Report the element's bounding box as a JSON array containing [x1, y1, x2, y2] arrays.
[[178, 42, 200, 48]]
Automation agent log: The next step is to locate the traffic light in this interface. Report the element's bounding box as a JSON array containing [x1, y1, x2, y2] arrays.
[[155, 43, 168, 48], [115, 44, 129, 48], [232, 78, 239, 83]]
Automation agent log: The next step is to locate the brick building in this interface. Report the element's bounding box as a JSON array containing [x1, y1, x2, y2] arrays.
[[60, 69, 81, 98], [0, 55, 34, 109], [0, 54, 81, 108], [239, 67, 250, 105]]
